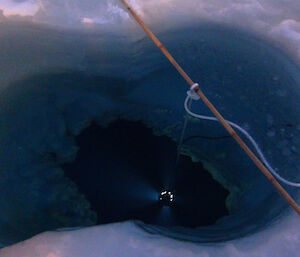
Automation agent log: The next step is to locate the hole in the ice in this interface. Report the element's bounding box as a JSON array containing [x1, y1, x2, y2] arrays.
[[62, 120, 229, 228]]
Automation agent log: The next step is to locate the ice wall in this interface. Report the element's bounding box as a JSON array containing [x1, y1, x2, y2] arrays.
[[0, 0, 299, 256]]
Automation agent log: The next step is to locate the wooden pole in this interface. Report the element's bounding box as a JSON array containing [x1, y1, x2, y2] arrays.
[[121, 0, 300, 215]]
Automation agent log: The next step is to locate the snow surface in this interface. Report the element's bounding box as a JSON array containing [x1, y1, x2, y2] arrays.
[[0, 0, 300, 60], [0, 0, 300, 256], [1, 213, 300, 257]]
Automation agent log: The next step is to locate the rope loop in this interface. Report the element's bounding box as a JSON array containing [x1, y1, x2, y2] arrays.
[[187, 83, 200, 100]]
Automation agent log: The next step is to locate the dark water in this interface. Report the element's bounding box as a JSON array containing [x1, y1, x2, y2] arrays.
[[62, 120, 229, 227]]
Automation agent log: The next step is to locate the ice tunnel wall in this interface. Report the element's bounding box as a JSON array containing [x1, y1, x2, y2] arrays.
[[0, 18, 300, 248]]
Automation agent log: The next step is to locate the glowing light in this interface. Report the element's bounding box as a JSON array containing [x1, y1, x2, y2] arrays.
[[159, 190, 174, 205]]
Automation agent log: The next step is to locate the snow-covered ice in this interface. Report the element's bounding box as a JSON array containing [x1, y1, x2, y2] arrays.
[[0, 0, 300, 256]]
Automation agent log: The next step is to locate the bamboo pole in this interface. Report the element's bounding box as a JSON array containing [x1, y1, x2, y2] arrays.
[[121, 0, 300, 216]]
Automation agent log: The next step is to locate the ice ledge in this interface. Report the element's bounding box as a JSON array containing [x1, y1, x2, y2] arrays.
[[1, 211, 299, 257]]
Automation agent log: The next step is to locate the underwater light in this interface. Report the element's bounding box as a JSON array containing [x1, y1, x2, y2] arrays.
[[159, 190, 174, 206]]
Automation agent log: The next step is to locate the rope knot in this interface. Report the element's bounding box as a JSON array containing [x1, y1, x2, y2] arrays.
[[187, 83, 200, 100]]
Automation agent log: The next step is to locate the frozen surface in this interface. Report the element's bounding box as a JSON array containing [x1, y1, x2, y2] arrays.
[[1, 213, 300, 257], [0, 0, 300, 256], [0, 0, 300, 61]]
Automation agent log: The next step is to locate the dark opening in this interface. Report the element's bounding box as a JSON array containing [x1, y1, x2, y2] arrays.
[[62, 120, 229, 228]]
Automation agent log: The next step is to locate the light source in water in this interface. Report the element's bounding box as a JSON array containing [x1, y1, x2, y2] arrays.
[[159, 190, 174, 206]]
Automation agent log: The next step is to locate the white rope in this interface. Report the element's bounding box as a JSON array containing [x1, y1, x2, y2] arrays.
[[187, 83, 200, 100], [184, 94, 300, 188]]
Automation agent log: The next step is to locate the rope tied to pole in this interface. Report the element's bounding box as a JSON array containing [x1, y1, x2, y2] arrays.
[[187, 83, 201, 100], [121, 0, 300, 215]]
